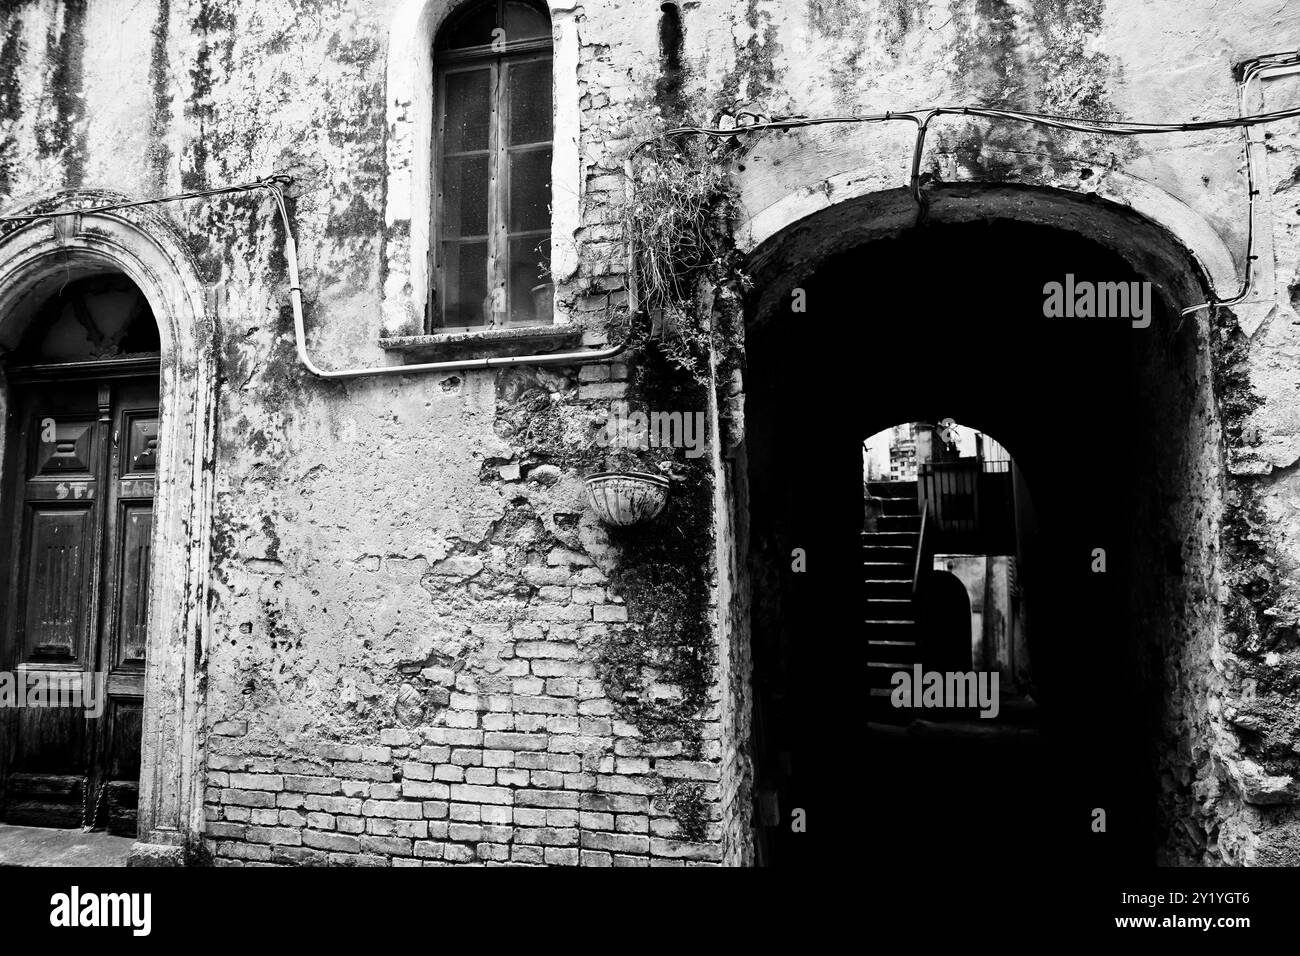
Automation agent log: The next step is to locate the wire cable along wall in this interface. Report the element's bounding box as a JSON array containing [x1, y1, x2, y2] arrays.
[[1, 48, 1298, 376], [634, 49, 1300, 318]]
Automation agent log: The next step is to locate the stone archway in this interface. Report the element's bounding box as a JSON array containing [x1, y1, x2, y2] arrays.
[[741, 182, 1224, 332], [720, 182, 1227, 867], [0, 196, 217, 863]]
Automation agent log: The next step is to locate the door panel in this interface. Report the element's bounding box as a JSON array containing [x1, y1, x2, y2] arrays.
[[21, 508, 94, 661], [112, 504, 152, 669], [2, 382, 102, 826], [102, 698, 144, 836], [32, 418, 96, 475], [96, 381, 157, 834], [0, 374, 158, 834]]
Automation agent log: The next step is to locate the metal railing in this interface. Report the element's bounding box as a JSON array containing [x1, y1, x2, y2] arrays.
[[912, 500, 929, 596], [918, 457, 1014, 540]]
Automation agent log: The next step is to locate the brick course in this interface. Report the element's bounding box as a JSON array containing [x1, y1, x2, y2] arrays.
[[204, 539, 724, 866]]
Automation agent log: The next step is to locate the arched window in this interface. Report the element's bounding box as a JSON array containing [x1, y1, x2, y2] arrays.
[[434, 0, 553, 329]]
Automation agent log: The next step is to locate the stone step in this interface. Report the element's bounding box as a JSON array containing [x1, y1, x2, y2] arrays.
[[863, 544, 915, 563], [878, 515, 921, 532], [862, 561, 911, 580], [864, 579, 912, 600], [860, 531, 920, 545], [881, 497, 920, 516], [866, 660, 921, 689], [864, 598, 914, 621], [866, 480, 917, 499], [864, 619, 916, 637]]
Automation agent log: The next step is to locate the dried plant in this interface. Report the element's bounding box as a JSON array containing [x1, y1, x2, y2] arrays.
[[623, 139, 745, 380]]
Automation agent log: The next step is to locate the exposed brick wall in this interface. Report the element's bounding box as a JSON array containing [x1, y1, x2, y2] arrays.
[[203, 495, 727, 865], [204, 720, 723, 866]]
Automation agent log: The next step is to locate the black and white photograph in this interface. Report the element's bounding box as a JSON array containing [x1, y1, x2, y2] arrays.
[[0, 0, 1296, 937]]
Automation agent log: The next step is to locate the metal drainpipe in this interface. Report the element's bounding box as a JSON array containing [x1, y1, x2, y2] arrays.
[[267, 183, 629, 380]]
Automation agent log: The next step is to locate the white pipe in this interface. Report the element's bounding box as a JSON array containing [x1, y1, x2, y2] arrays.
[[270, 186, 627, 380], [1180, 50, 1300, 316]]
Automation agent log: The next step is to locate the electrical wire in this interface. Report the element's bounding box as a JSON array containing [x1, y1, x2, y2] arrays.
[[635, 102, 1300, 153], [0, 177, 279, 224], [637, 51, 1300, 150], [6, 96, 1297, 226], [634, 53, 1300, 316], [3, 58, 1299, 339]]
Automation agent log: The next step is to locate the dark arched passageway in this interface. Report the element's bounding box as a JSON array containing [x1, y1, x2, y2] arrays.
[[741, 211, 1218, 869]]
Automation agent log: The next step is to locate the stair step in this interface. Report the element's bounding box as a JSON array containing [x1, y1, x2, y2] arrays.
[[864, 579, 912, 596], [866, 664, 919, 689], [865, 600, 913, 622], [881, 497, 920, 516], [878, 512, 920, 528], [863, 545, 913, 562], [860, 531, 920, 545], [864, 620, 915, 634], [865, 588, 912, 602], [868, 590, 909, 606], [878, 515, 921, 531], [866, 480, 917, 499], [863, 562, 910, 579]]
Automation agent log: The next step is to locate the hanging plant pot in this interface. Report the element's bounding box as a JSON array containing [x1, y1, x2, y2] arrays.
[[584, 471, 669, 527]]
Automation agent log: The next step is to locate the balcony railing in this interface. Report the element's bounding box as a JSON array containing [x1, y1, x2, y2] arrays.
[[918, 457, 1015, 550]]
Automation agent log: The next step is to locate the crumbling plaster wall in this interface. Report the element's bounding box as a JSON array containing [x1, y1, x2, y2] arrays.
[[2, 0, 1300, 864], [0, 0, 730, 866]]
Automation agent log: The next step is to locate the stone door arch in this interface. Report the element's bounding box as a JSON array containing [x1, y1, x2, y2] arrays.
[[0, 196, 216, 862]]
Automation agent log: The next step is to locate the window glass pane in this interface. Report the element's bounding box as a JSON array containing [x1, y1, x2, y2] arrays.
[[442, 69, 491, 153], [434, 3, 554, 330], [507, 58, 552, 145], [508, 147, 551, 232], [508, 234, 551, 325], [440, 0, 498, 49], [442, 154, 489, 237], [504, 1, 550, 41], [442, 241, 489, 327]]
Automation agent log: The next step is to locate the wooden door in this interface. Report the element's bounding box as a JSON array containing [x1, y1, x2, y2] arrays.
[[0, 373, 158, 834]]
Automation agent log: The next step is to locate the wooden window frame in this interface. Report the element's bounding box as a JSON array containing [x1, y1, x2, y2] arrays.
[[432, 1, 553, 332]]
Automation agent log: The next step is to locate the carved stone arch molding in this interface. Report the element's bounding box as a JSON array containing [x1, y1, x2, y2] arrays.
[[0, 193, 217, 864]]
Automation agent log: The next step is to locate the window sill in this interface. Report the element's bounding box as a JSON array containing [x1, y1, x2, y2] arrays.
[[379, 325, 584, 361]]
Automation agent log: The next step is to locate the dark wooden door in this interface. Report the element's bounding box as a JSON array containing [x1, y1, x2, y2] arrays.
[[0, 373, 158, 834]]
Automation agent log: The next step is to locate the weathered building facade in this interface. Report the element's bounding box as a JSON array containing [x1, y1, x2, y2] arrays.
[[0, 0, 1299, 867]]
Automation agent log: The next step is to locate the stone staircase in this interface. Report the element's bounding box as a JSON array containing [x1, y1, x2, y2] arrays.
[[864, 480, 922, 699]]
